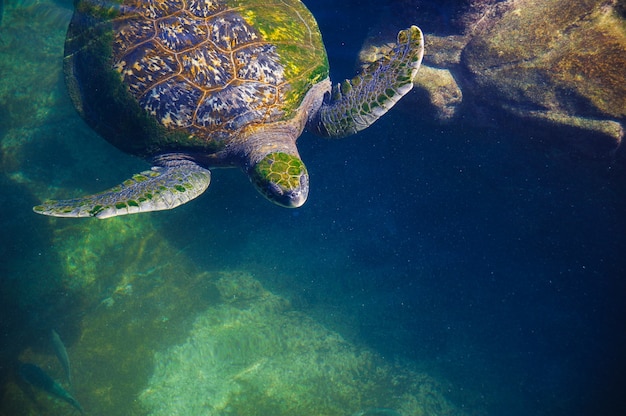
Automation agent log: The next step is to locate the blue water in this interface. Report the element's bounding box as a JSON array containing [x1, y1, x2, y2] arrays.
[[1, 1, 625, 415]]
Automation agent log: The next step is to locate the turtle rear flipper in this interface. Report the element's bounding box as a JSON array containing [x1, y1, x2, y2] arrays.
[[312, 26, 424, 138], [33, 161, 211, 219]]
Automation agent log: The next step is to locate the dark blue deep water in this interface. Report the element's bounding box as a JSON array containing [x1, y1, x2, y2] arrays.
[[1, 1, 625, 415]]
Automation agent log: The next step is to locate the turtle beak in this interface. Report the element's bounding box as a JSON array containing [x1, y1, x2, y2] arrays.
[[285, 175, 309, 208], [266, 173, 308, 208]]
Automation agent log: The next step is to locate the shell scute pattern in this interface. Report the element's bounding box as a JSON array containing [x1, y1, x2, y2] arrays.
[[112, 0, 288, 139], [114, 19, 155, 54], [141, 0, 184, 19], [187, 0, 226, 18], [117, 43, 179, 96], [141, 78, 203, 128], [196, 82, 279, 130], [235, 44, 284, 84], [156, 13, 208, 52], [180, 48, 233, 87], [206, 12, 259, 51]]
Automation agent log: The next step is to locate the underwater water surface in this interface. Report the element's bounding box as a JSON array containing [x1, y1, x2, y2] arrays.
[[1, 1, 626, 416]]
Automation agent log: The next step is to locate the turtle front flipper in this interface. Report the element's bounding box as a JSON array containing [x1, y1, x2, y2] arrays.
[[311, 26, 424, 138], [33, 160, 211, 219]]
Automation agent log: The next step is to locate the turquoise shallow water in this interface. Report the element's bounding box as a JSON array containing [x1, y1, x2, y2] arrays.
[[2, 1, 626, 415]]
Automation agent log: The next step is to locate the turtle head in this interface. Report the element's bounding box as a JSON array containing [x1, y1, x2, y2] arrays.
[[249, 152, 309, 208]]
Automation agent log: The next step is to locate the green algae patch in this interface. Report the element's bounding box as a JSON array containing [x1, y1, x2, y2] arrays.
[[26, 215, 222, 415], [238, 0, 329, 118], [463, 0, 626, 118], [7, 266, 464, 416], [253, 152, 306, 192], [460, 0, 626, 149]]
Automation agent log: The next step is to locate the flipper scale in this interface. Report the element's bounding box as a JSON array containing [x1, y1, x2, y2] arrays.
[[313, 26, 424, 138]]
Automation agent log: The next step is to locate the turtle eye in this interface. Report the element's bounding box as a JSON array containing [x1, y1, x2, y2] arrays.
[[263, 173, 308, 208], [267, 181, 283, 196]]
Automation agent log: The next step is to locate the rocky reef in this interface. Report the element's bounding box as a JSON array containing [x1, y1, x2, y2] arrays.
[[369, 0, 626, 157], [461, 0, 626, 155], [140, 272, 463, 416]]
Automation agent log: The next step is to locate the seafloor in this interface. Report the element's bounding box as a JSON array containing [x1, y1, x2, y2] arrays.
[[1, 1, 625, 416]]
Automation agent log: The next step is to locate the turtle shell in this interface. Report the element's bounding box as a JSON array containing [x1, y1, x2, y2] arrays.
[[64, 0, 329, 158]]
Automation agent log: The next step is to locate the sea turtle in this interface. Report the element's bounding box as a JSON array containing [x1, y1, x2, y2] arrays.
[[34, 0, 424, 219]]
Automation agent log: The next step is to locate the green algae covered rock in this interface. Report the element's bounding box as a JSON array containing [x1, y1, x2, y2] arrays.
[[374, 0, 626, 156], [139, 272, 464, 416], [460, 0, 626, 154], [11, 266, 466, 416]]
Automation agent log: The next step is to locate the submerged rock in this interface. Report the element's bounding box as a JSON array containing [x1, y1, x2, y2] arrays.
[[139, 272, 464, 416], [461, 0, 626, 155], [369, 0, 626, 156]]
